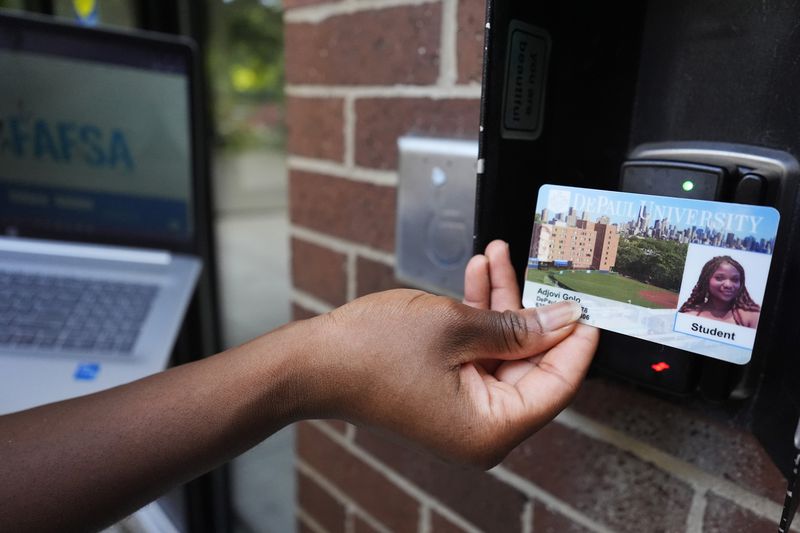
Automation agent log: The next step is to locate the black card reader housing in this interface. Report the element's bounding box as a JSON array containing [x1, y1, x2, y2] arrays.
[[604, 143, 799, 401], [473, 0, 800, 478]]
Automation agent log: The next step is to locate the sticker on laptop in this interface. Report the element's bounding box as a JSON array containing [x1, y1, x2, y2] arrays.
[[521, 184, 780, 365], [74, 363, 100, 381]]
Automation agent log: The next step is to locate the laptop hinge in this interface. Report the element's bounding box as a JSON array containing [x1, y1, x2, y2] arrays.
[[0, 237, 172, 265]]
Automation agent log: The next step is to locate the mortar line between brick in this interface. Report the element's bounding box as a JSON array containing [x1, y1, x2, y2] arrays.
[[297, 507, 330, 533], [418, 503, 432, 533], [286, 84, 482, 98], [345, 506, 356, 533], [521, 500, 533, 533], [308, 420, 483, 533], [297, 459, 394, 533], [291, 225, 396, 265], [346, 252, 357, 302], [344, 96, 356, 168], [686, 488, 707, 533], [288, 155, 398, 186], [439, 0, 458, 87], [555, 408, 794, 525], [285, 0, 440, 23], [488, 466, 616, 533], [292, 289, 335, 315]]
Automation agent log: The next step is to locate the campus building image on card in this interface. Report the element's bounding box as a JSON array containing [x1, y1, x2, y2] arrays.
[[530, 208, 620, 271]]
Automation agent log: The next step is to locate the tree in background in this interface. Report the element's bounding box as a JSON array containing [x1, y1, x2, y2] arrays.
[[614, 237, 688, 292], [208, 0, 284, 150]]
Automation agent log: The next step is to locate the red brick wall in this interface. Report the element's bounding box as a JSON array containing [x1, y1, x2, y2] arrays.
[[284, 1, 788, 531]]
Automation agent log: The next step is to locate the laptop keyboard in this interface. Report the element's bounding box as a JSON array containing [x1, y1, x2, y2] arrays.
[[0, 271, 159, 355]]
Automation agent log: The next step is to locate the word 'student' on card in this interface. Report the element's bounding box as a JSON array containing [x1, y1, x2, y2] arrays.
[[521, 185, 780, 365]]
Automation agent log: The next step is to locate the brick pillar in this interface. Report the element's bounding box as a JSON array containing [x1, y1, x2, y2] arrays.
[[284, 1, 787, 531]]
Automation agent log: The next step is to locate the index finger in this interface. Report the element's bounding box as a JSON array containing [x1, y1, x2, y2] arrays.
[[484, 240, 522, 311], [463, 254, 491, 309]]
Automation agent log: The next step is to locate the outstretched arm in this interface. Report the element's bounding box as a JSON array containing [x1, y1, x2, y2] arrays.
[[0, 240, 598, 531], [0, 322, 312, 532]]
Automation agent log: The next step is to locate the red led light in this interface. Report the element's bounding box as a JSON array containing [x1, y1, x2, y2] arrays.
[[651, 361, 670, 372]]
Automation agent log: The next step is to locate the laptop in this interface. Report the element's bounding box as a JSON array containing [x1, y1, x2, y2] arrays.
[[0, 12, 203, 414]]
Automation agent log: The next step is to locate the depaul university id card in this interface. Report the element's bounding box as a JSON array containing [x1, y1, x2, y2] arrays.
[[521, 185, 780, 365]]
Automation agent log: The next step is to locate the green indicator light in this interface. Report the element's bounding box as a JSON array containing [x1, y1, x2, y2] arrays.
[[682, 180, 695, 192]]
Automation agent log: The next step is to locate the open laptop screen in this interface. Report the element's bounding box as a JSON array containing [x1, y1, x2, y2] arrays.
[[0, 14, 195, 249]]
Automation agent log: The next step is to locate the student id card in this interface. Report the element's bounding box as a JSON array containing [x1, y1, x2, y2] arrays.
[[521, 185, 780, 365]]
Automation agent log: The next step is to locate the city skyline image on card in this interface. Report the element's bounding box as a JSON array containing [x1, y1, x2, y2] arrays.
[[522, 185, 780, 365]]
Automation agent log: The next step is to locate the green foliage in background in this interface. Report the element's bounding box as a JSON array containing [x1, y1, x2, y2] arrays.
[[208, 0, 285, 151], [614, 236, 688, 292]]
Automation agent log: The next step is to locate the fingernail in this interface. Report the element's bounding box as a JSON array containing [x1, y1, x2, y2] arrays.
[[526, 301, 581, 333]]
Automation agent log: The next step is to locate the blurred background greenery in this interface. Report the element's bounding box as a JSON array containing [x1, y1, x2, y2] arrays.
[[208, 0, 285, 151]]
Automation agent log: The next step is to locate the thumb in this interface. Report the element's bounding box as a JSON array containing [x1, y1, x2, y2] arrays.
[[456, 300, 583, 362]]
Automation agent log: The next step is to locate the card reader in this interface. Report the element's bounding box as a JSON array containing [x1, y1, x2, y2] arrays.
[[592, 142, 799, 399]]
